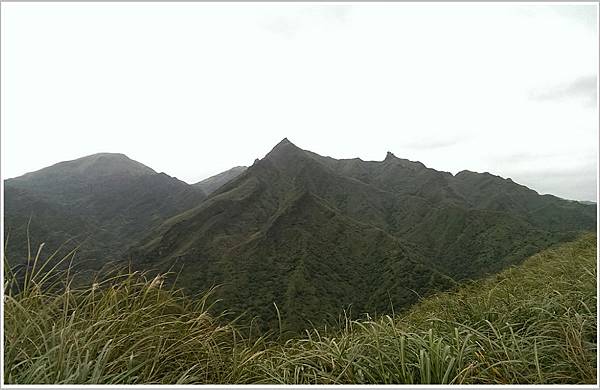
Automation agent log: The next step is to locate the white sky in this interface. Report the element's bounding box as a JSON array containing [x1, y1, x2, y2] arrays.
[[1, 2, 598, 201]]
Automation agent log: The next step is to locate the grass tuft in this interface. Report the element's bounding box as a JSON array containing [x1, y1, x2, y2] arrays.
[[4, 233, 597, 384]]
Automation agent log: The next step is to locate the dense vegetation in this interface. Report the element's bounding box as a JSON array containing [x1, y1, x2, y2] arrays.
[[133, 139, 595, 331], [4, 233, 596, 384], [4, 140, 596, 332], [4, 153, 206, 272]]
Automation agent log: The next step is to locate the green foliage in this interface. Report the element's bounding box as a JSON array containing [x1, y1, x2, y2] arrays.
[[4, 234, 596, 384], [4, 245, 266, 384], [249, 233, 597, 384], [5, 140, 597, 332], [131, 140, 596, 331], [4, 153, 206, 272]]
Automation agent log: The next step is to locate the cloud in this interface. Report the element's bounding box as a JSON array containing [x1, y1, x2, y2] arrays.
[[553, 5, 598, 31], [530, 75, 597, 107], [262, 5, 351, 38], [402, 135, 466, 150], [263, 17, 301, 38], [514, 169, 596, 202], [3, 4, 596, 203], [500, 157, 597, 202], [317, 5, 351, 22]]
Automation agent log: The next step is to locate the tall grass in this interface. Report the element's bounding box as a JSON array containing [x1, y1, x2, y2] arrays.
[[3, 244, 267, 384], [3, 233, 597, 384]]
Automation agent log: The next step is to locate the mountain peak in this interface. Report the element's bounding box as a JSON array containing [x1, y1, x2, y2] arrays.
[[384, 151, 397, 161], [265, 138, 303, 158], [68, 152, 156, 177], [274, 137, 295, 149], [11, 152, 156, 183], [88, 152, 128, 158]]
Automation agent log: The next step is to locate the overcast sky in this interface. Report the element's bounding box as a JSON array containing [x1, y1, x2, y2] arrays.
[[1, 3, 598, 201]]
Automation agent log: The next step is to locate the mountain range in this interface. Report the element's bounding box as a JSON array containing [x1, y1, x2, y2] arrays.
[[4, 153, 206, 271], [3, 139, 596, 331]]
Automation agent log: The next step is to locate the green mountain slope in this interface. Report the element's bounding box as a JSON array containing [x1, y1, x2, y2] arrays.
[[254, 232, 597, 384], [3, 141, 595, 331], [132, 139, 595, 330], [5, 233, 596, 384], [4, 153, 206, 271]]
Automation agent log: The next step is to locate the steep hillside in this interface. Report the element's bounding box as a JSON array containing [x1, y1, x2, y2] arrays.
[[4, 141, 595, 330], [255, 232, 597, 384], [4, 153, 206, 271], [5, 234, 596, 384], [132, 139, 595, 330]]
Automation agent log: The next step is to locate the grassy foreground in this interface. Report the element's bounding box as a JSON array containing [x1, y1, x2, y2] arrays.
[[3, 233, 597, 384]]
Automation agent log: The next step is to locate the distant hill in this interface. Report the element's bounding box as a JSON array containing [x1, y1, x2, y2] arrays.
[[4, 142, 595, 331], [577, 200, 596, 206], [4, 153, 206, 271], [193, 166, 247, 195], [131, 139, 596, 331]]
